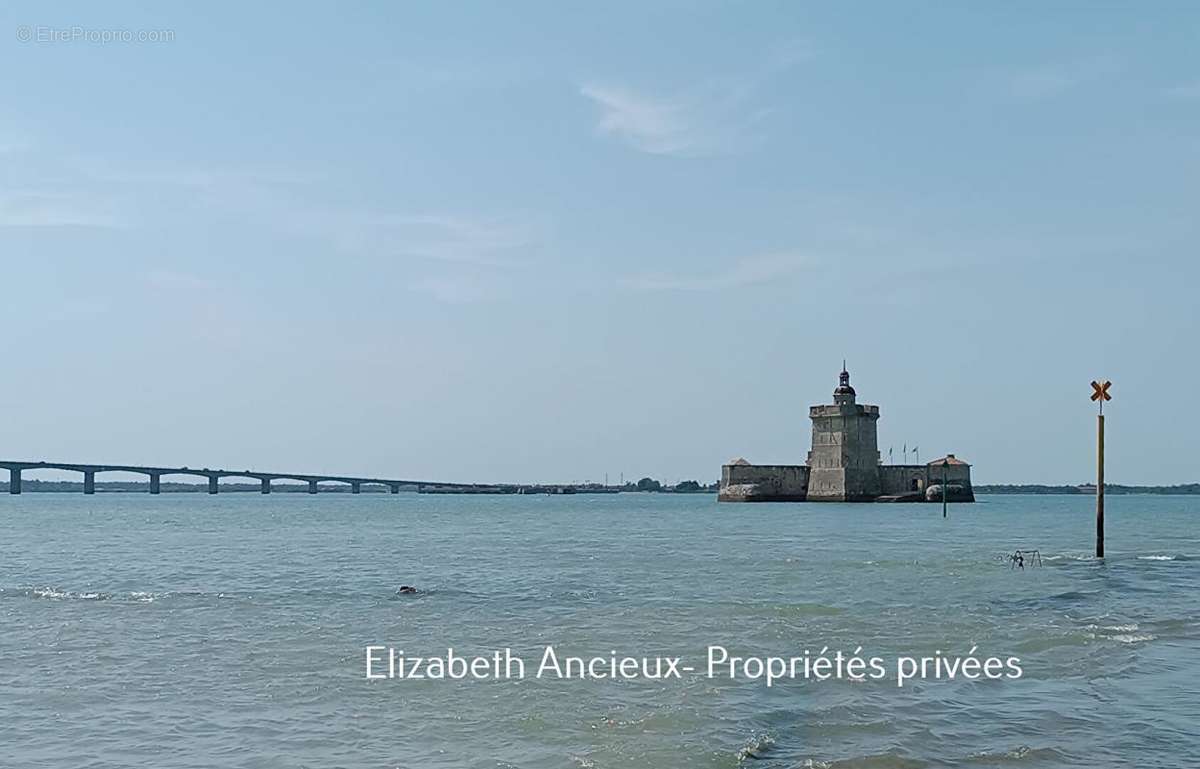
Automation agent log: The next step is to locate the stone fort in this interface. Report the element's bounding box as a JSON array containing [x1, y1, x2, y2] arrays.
[[718, 367, 974, 503]]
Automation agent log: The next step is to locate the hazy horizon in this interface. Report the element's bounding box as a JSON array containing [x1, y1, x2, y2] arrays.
[[3, 3, 1198, 485]]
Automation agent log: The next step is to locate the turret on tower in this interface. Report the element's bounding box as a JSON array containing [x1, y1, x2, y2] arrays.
[[833, 363, 856, 404]]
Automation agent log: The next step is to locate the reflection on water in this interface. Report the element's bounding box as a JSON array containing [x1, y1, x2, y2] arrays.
[[2, 493, 1197, 767]]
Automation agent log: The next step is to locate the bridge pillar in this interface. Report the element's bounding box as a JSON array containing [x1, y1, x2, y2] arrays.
[[308, 480, 318, 494], [9, 468, 21, 494], [351, 481, 361, 494], [389, 483, 400, 494], [83, 471, 95, 495], [208, 476, 219, 494], [149, 473, 161, 495], [261, 478, 271, 494]]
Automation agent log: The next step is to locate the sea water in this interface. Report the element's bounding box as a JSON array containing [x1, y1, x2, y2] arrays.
[[2, 493, 1197, 768]]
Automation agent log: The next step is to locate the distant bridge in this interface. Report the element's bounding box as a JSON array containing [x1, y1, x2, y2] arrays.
[[0, 459, 492, 495]]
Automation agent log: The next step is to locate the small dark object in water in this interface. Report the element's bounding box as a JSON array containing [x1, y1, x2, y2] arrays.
[[396, 585, 419, 594], [1010, 549, 1042, 570]]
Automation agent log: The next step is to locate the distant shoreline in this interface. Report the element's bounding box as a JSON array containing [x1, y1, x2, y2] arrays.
[[975, 484, 1200, 495], [2, 480, 1198, 495]]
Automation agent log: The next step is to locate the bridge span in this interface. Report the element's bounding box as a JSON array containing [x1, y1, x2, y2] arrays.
[[0, 459, 489, 495]]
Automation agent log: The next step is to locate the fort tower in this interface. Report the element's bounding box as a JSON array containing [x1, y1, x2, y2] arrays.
[[805, 367, 882, 501]]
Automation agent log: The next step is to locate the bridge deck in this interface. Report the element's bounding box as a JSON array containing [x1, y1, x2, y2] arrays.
[[0, 459, 489, 492]]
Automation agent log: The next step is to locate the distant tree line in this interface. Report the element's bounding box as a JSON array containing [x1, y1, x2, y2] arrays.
[[629, 477, 717, 493]]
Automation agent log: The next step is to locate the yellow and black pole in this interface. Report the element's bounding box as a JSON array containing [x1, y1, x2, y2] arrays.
[[1090, 380, 1112, 558]]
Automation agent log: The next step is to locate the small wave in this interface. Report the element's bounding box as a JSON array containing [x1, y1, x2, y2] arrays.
[[1145, 617, 1198, 638], [1, 587, 112, 601], [1, 586, 237, 603], [1014, 634, 1093, 653], [1110, 633, 1155, 644], [1137, 555, 1177, 561], [35, 587, 69, 600], [824, 752, 927, 768], [1054, 589, 1100, 601], [806, 717, 894, 735], [963, 745, 1067, 763], [597, 714, 648, 729], [737, 733, 776, 762], [1075, 621, 1156, 643], [1082, 622, 1138, 632]]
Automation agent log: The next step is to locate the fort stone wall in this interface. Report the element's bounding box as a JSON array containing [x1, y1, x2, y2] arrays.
[[718, 463, 808, 502], [879, 465, 929, 496]]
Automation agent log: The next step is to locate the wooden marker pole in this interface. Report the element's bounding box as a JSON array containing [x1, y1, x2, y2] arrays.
[[1090, 380, 1112, 559]]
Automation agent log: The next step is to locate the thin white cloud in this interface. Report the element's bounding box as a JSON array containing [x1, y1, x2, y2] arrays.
[[2, 140, 540, 306], [623, 252, 811, 291], [0, 191, 122, 228], [581, 42, 808, 156], [580, 82, 776, 157], [305, 211, 543, 304], [0, 144, 317, 237], [580, 84, 700, 156]]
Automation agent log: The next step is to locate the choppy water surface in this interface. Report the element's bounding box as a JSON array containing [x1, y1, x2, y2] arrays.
[[2, 493, 1198, 768]]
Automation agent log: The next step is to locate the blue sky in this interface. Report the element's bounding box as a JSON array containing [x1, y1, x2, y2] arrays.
[[2, 2, 1197, 484]]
